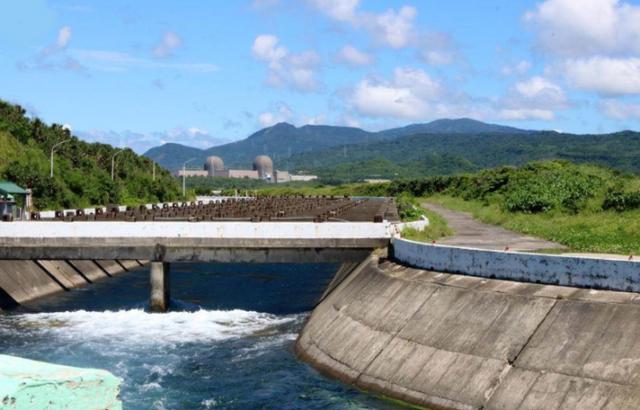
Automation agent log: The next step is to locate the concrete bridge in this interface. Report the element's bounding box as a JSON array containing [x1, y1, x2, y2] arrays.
[[0, 221, 392, 311]]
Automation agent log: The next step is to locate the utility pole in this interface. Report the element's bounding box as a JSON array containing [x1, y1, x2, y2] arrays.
[[182, 158, 196, 198], [50, 139, 70, 178], [111, 149, 124, 181], [152, 162, 156, 181]]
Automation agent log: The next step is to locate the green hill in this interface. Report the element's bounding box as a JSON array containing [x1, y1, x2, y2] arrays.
[[0, 100, 180, 210], [282, 130, 640, 181]]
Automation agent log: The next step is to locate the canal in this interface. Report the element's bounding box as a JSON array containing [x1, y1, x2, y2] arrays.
[[0, 263, 404, 409]]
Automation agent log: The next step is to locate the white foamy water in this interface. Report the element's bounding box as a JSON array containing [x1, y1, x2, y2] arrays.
[[6, 309, 298, 345]]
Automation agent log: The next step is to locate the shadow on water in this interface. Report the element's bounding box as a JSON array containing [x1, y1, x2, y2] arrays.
[[0, 263, 407, 410]]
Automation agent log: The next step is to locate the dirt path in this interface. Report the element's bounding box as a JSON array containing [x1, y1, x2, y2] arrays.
[[422, 202, 567, 252]]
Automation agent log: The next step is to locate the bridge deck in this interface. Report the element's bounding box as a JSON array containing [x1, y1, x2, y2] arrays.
[[0, 222, 391, 262]]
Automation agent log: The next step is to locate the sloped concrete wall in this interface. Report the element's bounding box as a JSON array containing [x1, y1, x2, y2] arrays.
[[391, 238, 640, 292], [296, 257, 640, 409], [0, 260, 145, 309]]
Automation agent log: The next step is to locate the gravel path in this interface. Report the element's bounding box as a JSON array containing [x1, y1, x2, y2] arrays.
[[423, 202, 567, 252]]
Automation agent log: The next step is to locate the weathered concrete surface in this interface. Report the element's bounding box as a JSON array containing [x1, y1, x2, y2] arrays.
[[423, 202, 565, 251], [150, 262, 170, 312], [392, 238, 640, 293], [0, 354, 122, 410], [0, 261, 63, 304], [67, 260, 109, 282], [0, 259, 140, 308], [118, 260, 141, 271], [0, 222, 390, 262], [95, 260, 126, 276], [36, 260, 88, 289], [296, 257, 640, 409]]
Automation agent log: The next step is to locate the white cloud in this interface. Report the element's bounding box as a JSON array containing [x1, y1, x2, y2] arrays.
[[600, 99, 640, 119], [497, 76, 567, 121], [258, 103, 294, 127], [252, 34, 321, 92], [360, 6, 416, 48], [153, 31, 183, 58], [334, 45, 373, 67], [309, 0, 359, 22], [309, 1, 416, 49], [501, 60, 532, 76], [76, 128, 230, 153], [498, 108, 555, 121], [349, 67, 446, 119], [561, 57, 640, 95], [525, 0, 640, 56], [71, 49, 217, 73], [56, 26, 72, 49]]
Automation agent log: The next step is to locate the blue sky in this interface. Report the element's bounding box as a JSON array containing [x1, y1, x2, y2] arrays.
[[2, 0, 640, 152]]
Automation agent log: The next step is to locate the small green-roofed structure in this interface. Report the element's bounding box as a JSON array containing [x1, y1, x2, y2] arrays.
[[0, 181, 29, 220], [0, 180, 27, 197]]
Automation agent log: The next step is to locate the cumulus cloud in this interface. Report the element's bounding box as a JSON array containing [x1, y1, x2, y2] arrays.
[[349, 67, 447, 119], [600, 99, 640, 119], [498, 76, 568, 120], [309, 1, 416, 49], [360, 6, 416, 48], [525, 0, 640, 57], [309, 0, 359, 22], [153, 31, 183, 58], [334, 45, 373, 67], [561, 57, 640, 95], [252, 34, 321, 92]]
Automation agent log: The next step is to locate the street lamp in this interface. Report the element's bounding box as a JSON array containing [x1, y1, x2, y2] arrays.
[[50, 139, 70, 178], [111, 149, 125, 181], [182, 157, 197, 198]]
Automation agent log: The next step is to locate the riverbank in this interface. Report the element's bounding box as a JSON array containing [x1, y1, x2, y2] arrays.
[[297, 254, 640, 409]]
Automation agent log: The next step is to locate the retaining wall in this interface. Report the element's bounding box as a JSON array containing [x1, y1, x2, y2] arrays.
[[297, 257, 640, 410], [0, 259, 145, 309], [391, 238, 640, 292]]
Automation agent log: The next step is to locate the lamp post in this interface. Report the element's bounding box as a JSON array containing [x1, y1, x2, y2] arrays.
[[50, 139, 70, 178], [182, 157, 196, 198], [111, 149, 124, 181]]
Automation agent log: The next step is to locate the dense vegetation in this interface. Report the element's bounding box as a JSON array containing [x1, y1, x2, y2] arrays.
[[143, 119, 534, 172], [251, 160, 640, 254], [0, 100, 180, 210], [146, 118, 640, 183]]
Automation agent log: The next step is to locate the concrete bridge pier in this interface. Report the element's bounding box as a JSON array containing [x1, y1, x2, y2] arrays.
[[150, 261, 170, 312]]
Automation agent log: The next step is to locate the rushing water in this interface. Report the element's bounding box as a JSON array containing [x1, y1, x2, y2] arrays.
[[0, 263, 404, 409]]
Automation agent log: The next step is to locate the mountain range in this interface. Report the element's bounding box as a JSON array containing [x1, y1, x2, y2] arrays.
[[143, 118, 640, 182]]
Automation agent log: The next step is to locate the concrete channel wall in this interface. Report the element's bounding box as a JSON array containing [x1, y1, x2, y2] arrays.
[[0, 259, 146, 309], [297, 256, 640, 409], [391, 238, 640, 292]]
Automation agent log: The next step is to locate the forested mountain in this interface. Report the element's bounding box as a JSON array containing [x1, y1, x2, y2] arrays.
[[0, 100, 180, 209], [144, 118, 639, 183], [144, 118, 537, 171], [280, 130, 640, 181]]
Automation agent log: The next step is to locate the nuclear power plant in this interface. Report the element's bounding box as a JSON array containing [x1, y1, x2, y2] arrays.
[[176, 155, 317, 183]]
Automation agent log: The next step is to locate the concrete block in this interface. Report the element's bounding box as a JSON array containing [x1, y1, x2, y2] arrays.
[[0, 354, 122, 410]]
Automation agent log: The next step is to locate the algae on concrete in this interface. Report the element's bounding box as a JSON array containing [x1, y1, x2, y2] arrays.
[[0, 354, 122, 410]]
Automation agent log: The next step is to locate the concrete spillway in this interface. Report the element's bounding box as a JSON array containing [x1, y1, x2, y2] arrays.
[[297, 256, 640, 409]]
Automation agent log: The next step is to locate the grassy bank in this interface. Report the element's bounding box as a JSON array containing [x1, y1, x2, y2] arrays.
[[401, 204, 453, 242], [427, 194, 640, 255]]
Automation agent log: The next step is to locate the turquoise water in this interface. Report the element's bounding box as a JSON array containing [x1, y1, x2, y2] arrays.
[[0, 263, 404, 409]]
